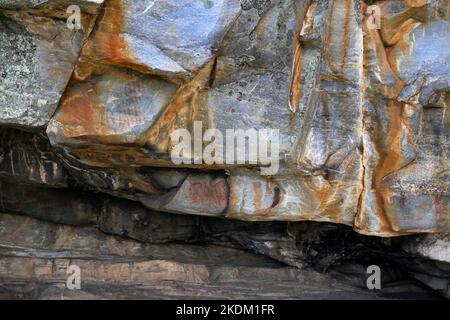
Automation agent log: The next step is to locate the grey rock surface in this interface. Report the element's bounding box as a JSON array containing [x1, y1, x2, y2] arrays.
[[0, 0, 449, 300]]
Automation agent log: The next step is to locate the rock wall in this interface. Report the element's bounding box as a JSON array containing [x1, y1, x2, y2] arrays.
[[0, 0, 449, 299]]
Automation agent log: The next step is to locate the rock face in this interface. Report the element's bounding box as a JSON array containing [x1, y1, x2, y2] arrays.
[[39, 0, 450, 236], [0, 0, 102, 127], [0, 0, 449, 299]]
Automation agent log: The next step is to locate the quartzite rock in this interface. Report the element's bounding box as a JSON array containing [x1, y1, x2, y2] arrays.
[[72, 0, 241, 82], [15, 0, 447, 237], [1, 0, 449, 300], [402, 234, 450, 263], [0, 127, 70, 187], [0, 3, 100, 127], [0, 213, 440, 299], [1, 1, 450, 235]]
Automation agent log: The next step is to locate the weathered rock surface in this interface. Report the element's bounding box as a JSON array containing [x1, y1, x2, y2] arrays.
[[38, 0, 450, 236], [0, 181, 99, 225], [0, 0, 449, 299], [0, 1, 104, 11], [402, 234, 450, 263], [0, 128, 70, 187], [356, 0, 450, 236], [99, 197, 199, 243], [0, 1, 101, 127]]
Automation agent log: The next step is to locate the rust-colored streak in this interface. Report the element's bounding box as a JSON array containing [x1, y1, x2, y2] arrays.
[[73, 0, 186, 82], [288, 41, 303, 113], [322, 0, 336, 73], [405, 0, 429, 7], [444, 93, 450, 108], [255, 180, 281, 218], [372, 102, 404, 184], [53, 82, 105, 138], [53, 0, 128, 141], [384, 18, 421, 47], [370, 101, 409, 231], [95, 32, 130, 66]]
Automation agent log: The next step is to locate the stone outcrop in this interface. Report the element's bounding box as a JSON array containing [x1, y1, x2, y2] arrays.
[[0, 0, 449, 299], [0, 0, 102, 127]]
